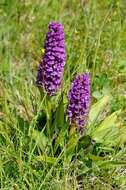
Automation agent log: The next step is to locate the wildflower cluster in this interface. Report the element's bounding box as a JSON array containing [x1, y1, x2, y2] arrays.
[[36, 22, 90, 130]]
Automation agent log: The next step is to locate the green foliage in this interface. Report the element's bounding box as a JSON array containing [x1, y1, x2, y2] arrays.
[[1, 0, 126, 189], [89, 95, 110, 124]]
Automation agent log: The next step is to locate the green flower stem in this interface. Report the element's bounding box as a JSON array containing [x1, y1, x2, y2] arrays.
[[28, 94, 48, 161], [29, 94, 47, 131], [44, 96, 54, 156]]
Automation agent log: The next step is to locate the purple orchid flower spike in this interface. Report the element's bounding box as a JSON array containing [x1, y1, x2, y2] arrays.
[[67, 73, 90, 133], [36, 22, 66, 96]]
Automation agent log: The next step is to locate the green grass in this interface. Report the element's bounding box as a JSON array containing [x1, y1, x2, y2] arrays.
[[0, 0, 126, 189]]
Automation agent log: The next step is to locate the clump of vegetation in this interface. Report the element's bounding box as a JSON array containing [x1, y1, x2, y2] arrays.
[[0, 0, 126, 189]]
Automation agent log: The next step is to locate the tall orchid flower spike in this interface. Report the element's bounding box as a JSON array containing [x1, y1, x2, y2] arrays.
[[67, 73, 90, 133], [36, 22, 66, 96]]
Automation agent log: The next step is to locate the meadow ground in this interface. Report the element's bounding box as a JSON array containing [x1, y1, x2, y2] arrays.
[[0, 0, 126, 189]]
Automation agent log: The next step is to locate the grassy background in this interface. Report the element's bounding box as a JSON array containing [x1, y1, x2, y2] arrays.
[[0, 0, 126, 189]]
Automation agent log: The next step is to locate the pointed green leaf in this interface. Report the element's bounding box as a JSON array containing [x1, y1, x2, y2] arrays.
[[29, 128, 48, 151], [98, 160, 126, 168], [78, 135, 91, 150], [55, 128, 66, 148], [37, 155, 57, 164], [89, 95, 110, 124], [116, 126, 126, 147], [55, 94, 64, 129], [88, 154, 105, 161], [91, 110, 121, 145], [65, 133, 78, 164]]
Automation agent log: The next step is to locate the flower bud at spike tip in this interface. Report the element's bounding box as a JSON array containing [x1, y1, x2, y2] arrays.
[[36, 22, 66, 96], [67, 73, 90, 133]]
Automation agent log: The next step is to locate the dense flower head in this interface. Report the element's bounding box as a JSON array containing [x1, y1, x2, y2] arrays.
[[67, 73, 90, 131], [36, 22, 66, 95]]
